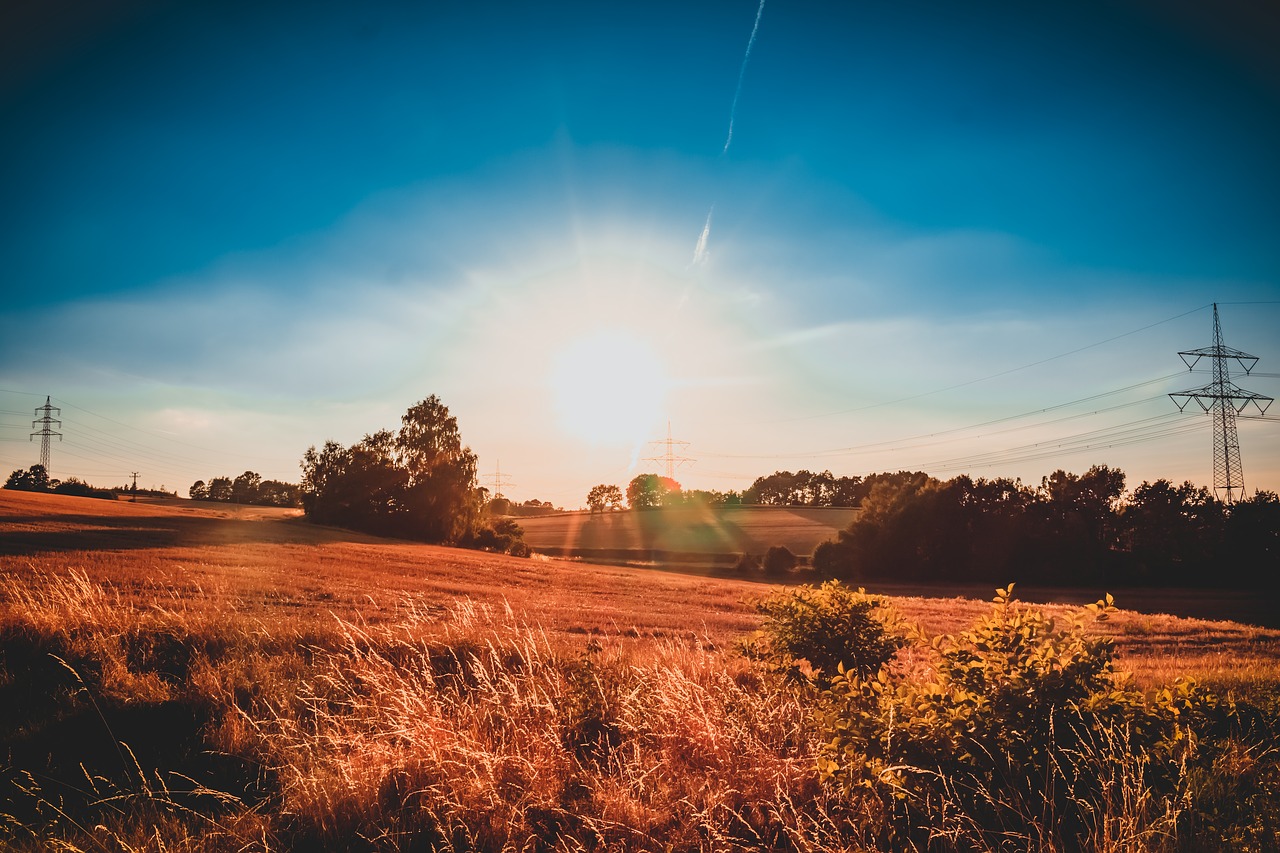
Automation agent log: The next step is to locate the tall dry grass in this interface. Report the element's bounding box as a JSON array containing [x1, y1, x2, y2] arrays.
[[2, 568, 1276, 851]]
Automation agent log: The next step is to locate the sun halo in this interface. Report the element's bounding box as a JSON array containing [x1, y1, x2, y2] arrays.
[[548, 329, 668, 448]]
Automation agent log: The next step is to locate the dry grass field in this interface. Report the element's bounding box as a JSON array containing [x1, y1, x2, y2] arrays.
[[2, 490, 1278, 851]]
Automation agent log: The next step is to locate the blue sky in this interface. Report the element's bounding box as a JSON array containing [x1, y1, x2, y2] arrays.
[[2, 0, 1277, 505]]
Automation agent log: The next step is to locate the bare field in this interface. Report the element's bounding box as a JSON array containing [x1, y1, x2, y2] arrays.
[[2, 490, 1277, 688], [516, 504, 859, 559]]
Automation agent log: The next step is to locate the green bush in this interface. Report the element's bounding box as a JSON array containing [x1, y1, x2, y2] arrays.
[[742, 581, 907, 686], [762, 544, 799, 575], [815, 585, 1203, 851]]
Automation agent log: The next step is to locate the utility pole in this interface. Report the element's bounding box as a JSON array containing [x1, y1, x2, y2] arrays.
[[30, 396, 62, 473], [643, 421, 694, 481], [130, 472, 139, 502], [1169, 303, 1272, 503]]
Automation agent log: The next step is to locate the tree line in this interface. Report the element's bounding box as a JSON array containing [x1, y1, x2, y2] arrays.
[[4, 464, 116, 500], [189, 471, 302, 507], [584, 470, 933, 512], [811, 465, 1279, 589]]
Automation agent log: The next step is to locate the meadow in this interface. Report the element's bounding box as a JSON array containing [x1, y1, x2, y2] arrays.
[[2, 490, 1278, 851]]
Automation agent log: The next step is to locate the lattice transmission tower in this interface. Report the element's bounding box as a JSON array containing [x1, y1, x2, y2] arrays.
[[485, 460, 514, 501], [30, 396, 62, 473], [643, 421, 694, 481], [1169, 304, 1272, 503]]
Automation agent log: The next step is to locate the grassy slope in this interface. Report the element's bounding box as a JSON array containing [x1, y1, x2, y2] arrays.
[[516, 505, 860, 558]]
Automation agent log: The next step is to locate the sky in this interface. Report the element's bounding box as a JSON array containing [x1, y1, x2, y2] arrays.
[[1, 0, 1278, 508]]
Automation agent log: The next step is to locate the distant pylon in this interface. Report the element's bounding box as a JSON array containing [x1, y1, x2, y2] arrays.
[[643, 421, 694, 481], [30, 396, 62, 473], [1169, 304, 1272, 502], [485, 460, 515, 500]]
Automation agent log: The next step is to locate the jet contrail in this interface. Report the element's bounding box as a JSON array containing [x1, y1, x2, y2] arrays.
[[691, 207, 713, 266], [723, 0, 766, 155], [691, 0, 766, 269]]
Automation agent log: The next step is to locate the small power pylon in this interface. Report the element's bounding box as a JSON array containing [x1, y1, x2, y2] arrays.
[[1169, 303, 1273, 503], [643, 421, 694, 481], [30, 396, 62, 473], [485, 460, 515, 501]]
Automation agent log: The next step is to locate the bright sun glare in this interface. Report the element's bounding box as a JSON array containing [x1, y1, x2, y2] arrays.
[[549, 329, 668, 448]]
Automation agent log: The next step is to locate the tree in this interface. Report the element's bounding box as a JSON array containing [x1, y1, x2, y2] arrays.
[[762, 544, 798, 575], [586, 484, 623, 514], [626, 474, 680, 509], [5, 464, 52, 492], [189, 480, 209, 500], [231, 471, 262, 504], [395, 397, 478, 543], [300, 396, 479, 544], [1122, 479, 1222, 583], [206, 477, 233, 502]]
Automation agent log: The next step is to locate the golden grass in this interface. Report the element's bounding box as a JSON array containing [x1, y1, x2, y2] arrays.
[[2, 489, 1278, 850]]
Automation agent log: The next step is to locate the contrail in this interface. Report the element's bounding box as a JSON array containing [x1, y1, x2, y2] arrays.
[[723, 0, 766, 155], [691, 207, 713, 266], [691, 0, 766, 269]]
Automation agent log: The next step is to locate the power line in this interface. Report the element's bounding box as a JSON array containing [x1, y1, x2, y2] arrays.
[[772, 304, 1211, 424]]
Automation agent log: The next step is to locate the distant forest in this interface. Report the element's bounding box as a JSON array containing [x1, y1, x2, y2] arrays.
[[189, 471, 302, 507], [794, 466, 1279, 590]]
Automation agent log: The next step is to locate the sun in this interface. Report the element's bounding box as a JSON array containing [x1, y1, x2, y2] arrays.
[[548, 329, 668, 447]]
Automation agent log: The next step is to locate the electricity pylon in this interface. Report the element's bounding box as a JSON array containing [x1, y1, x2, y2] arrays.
[[643, 421, 694, 481], [485, 460, 514, 500], [30, 396, 62, 473], [1169, 304, 1272, 503]]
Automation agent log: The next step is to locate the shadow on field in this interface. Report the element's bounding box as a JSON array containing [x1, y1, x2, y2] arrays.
[[0, 514, 353, 556]]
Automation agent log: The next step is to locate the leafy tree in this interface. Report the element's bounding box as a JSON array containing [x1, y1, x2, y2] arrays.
[[1224, 490, 1280, 587], [586, 484, 623, 513], [4, 464, 52, 492], [395, 397, 478, 542], [300, 396, 479, 544], [1121, 479, 1223, 583], [762, 544, 798, 575], [206, 476, 233, 502], [626, 474, 680, 509], [231, 470, 262, 505], [257, 479, 302, 507], [189, 480, 209, 500]]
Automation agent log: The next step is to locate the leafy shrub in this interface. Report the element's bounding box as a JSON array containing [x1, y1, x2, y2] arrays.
[[762, 544, 798, 575], [742, 581, 907, 686], [557, 641, 622, 764], [815, 585, 1200, 851], [463, 517, 530, 556]]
